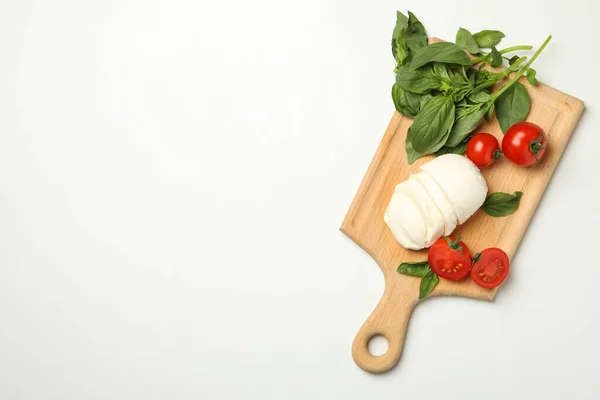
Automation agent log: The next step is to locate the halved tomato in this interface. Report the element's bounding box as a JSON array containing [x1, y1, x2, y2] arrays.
[[470, 248, 510, 289], [428, 236, 472, 280]]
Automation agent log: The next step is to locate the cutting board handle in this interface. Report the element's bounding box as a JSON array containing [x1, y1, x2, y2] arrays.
[[352, 281, 417, 373]]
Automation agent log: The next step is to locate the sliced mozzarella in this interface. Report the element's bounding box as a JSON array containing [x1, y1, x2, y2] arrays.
[[420, 154, 488, 224], [410, 171, 457, 236], [395, 179, 444, 247], [384, 188, 426, 250]]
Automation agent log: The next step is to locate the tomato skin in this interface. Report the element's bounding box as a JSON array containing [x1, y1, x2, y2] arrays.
[[466, 133, 500, 168], [428, 237, 472, 280], [470, 248, 510, 289], [502, 122, 547, 166]]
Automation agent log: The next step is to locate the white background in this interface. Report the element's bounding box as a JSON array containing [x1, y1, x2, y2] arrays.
[[0, 0, 599, 398]]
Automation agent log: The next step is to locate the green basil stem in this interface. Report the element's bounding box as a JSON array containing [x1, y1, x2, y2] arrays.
[[510, 56, 528, 68], [493, 57, 527, 80], [490, 35, 552, 101], [471, 45, 534, 64], [498, 45, 533, 54]]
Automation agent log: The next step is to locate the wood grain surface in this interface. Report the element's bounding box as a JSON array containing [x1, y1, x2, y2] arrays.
[[340, 39, 584, 374]]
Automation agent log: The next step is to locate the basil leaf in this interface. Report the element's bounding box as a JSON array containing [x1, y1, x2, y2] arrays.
[[409, 95, 455, 154], [495, 81, 531, 133], [508, 55, 520, 65], [472, 30, 505, 48], [392, 11, 409, 45], [409, 42, 472, 70], [420, 93, 433, 108], [397, 261, 430, 277], [526, 68, 539, 86], [396, 64, 442, 94], [405, 132, 426, 164], [435, 140, 468, 156], [391, 11, 409, 66], [482, 191, 524, 217], [392, 32, 409, 68], [403, 11, 428, 52], [468, 90, 491, 103], [433, 62, 452, 80], [456, 27, 480, 55], [419, 269, 439, 299], [490, 46, 503, 67], [468, 69, 476, 85], [451, 71, 467, 88], [445, 105, 486, 147], [392, 83, 425, 118], [484, 102, 495, 121]]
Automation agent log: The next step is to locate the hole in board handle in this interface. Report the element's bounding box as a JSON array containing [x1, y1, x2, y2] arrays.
[[367, 334, 388, 356]]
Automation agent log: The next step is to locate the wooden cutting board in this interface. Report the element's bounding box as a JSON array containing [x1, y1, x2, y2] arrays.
[[340, 40, 584, 374]]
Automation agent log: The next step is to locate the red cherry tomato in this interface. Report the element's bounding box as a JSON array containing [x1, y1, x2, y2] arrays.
[[470, 248, 510, 289], [466, 133, 501, 168], [428, 236, 472, 280], [502, 122, 547, 166]]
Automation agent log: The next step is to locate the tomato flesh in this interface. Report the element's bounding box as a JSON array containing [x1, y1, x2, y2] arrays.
[[470, 248, 510, 289], [428, 237, 472, 280], [466, 133, 500, 168], [502, 122, 547, 166]]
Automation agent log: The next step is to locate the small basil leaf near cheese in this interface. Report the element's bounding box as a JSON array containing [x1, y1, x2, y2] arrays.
[[456, 27, 480, 55], [397, 261, 430, 277], [409, 95, 455, 154], [472, 30, 505, 48], [495, 81, 531, 133], [482, 191, 524, 217], [419, 269, 439, 299], [409, 42, 472, 71]]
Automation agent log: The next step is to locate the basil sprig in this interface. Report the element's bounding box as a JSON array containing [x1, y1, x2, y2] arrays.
[[391, 11, 552, 163], [482, 191, 524, 217]]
